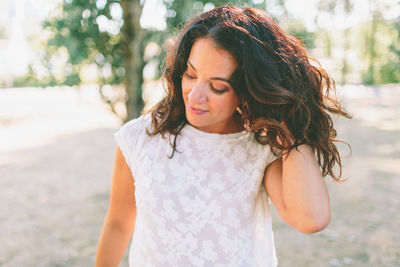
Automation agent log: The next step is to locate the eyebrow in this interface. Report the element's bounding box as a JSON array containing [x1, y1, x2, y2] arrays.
[[187, 60, 233, 85]]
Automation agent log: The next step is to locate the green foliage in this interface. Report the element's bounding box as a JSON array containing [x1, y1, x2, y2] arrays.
[[41, 1, 253, 87], [312, 0, 400, 85], [0, 26, 7, 39], [359, 15, 400, 84], [164, 0, 264, 39], [281, 19, 315, 49], [39, 0, 315, 88], [43, 0, 125, 86], [381, 19, 400, 83], [14, 0, 400, 90], [379, 61, 400, 83]]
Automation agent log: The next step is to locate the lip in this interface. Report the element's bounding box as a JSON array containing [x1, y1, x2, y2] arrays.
[[188, 103, 208, 115]]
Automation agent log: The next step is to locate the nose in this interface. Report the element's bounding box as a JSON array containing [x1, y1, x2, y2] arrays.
[[188, 82, 207, 104]]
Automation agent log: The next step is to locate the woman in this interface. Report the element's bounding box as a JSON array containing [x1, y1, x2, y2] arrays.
[[95, 5, 351, 267]]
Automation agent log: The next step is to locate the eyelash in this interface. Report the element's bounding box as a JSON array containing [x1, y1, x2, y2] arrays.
[[183, 72, 227, 94]]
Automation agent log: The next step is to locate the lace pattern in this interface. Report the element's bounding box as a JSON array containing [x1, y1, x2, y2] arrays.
[[114, 114, 278, 267]]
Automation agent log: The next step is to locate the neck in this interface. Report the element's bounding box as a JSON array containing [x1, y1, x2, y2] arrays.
[[225, 111, 245, 133]]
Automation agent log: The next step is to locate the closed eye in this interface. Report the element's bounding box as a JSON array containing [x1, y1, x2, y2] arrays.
[[209, 84, 227, 94], [183, 71, 227, 94], [183, 72, 195, 79]]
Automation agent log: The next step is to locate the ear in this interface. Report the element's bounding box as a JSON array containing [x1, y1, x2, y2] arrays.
[[237, 100, 249, 114]]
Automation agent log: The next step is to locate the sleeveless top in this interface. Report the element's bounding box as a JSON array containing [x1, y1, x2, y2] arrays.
[[114, 113, 279, 267]]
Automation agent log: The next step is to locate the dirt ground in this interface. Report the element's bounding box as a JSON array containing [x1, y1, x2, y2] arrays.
[[0, 84, 399, 267]]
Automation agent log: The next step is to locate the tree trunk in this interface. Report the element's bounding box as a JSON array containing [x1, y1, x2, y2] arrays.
[[341, 27, 350, 84], [121, 0, 146, 122], [365, 0, 378, 84], [340, 0, 352, 84]]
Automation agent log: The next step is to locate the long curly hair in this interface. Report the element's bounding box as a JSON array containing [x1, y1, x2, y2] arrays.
[[147, 6, 352, 181]]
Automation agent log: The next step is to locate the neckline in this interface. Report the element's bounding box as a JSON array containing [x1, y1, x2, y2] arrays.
[[183, 123, 250, 141]]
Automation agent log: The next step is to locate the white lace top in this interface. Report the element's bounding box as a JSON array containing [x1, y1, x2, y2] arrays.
[[114, 113, 279, 267]]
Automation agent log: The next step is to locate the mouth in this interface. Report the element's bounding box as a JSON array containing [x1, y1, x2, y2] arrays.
[[188, 102, 208, 115]]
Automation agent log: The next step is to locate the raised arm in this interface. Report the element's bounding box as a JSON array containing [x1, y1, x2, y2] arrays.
[[263, 144, 331, 234], [95, 145, 137, 267]]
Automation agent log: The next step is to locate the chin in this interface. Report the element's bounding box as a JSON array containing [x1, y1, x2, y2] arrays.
[[186, 113, 200, 126], [185, 111, 208, 127]]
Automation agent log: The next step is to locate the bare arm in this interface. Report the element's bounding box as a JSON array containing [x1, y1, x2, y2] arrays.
[[263, 144, 331, 234], [95, 145, 137, 267]]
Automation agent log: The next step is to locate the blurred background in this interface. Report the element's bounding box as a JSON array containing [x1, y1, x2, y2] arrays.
[[0, 0, 399, 266]]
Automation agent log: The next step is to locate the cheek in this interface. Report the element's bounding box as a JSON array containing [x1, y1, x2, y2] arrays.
[[212, 95, 239, 114], [181, 80, 191, 99]]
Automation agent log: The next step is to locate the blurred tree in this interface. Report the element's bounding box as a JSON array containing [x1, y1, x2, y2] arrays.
[[315, 0, 353, 84], [380, 18, 400, 83], [42, 0, 267, 121], [120, 0, 145, 119], [281, 18, 315, 49], [265, 0, 315, 49], [341, 0, 353, 85], [0, 27, 7, 39], [41, 0, 314, 121], [362, 0, 380, 84], [43, 0, 147, 119], [360, 0, 400, 84], [315, 0, 335, 57], [313, 0, 400, 85]]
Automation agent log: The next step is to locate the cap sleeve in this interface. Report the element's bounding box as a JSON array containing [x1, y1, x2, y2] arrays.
[[113, 114, 150, 177], [261, 146, 280, 172], [269, 147, 281, 164]]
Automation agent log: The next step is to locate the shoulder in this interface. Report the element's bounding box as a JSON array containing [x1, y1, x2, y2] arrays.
[[113, 113, 154, 174], [114, 113, 154, 156], [119, 113, 152, 133], [246, 134, 282, 171]]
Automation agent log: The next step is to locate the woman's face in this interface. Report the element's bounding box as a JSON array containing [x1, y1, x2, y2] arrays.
[[182, 37, 241, 134]]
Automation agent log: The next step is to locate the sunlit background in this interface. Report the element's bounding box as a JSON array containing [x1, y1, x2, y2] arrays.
[[0, 0, 399, 266], [1, 0, 399, 86]]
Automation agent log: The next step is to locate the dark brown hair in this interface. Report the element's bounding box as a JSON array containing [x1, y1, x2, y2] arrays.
[[147, 6, 352, 181]]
